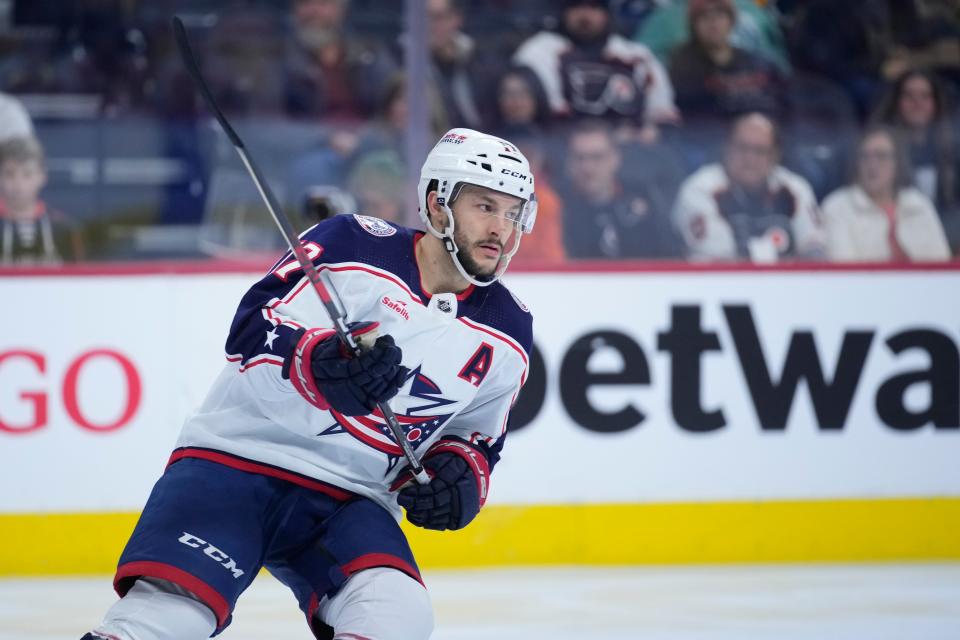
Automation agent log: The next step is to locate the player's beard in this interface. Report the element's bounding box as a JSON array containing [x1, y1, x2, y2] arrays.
[[454, 229, 503, 279]]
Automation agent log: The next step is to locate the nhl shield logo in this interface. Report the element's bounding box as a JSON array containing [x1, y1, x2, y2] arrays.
[[354, 214, 397, 237]]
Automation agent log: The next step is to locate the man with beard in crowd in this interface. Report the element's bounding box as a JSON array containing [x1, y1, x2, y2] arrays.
[[284, 0, 397, 121], [514, 0, 678, 144]]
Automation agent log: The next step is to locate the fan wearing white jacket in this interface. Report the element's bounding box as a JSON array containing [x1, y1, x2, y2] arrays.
[[672, 113, 825, 262], [822, 127, 951, 262]]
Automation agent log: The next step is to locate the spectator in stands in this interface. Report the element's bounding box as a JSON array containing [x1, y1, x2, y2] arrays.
[[286, 73, 448, 220], [672, 112, 825, 262], [284, 0, 397, 121], [514, 0, 678, 144], [345, 150, 406, 224], [349, 73, 450, 167], [201, 6, 287, 116], [784, 0, 889, 118], [880, 1, 960, 82], [71, 0, 152, 113], [635, 0, 790, 72], [822, 127, 951, 262], [870, 70, 959, 224], [0, 0, 151, 112], [0, 93, 34, 143], [506, 131, 566, 265], [489, 66, 553, 139], [423, 0, 504, 130], [0, 136, 83, 265], [669, 0, 787, 135], [558, 119, 681, 259]]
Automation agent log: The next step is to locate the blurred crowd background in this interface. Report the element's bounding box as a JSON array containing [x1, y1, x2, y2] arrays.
[[1, 0, 960, 265]]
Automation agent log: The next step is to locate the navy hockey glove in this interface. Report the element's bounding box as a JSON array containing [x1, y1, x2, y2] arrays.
[[393, 438, 490, 531], [286, 321, 408, 416]]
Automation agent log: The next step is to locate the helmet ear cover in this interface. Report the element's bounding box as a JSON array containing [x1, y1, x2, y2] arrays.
[[423, 178, 446, 233]]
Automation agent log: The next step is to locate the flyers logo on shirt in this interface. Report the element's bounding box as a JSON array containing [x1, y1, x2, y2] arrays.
[[354, 214, 397, 237]]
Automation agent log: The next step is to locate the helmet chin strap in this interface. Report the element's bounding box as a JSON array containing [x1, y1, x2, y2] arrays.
[[434, 203, 520, 288]]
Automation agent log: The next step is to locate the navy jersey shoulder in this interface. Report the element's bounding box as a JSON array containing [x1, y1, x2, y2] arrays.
[[460, 280, 534, 358], [226, 214, 416, 365], [298, 214, 418, 276]]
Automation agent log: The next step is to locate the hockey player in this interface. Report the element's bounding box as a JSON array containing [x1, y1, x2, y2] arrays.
[[81, 128, 536, 640]]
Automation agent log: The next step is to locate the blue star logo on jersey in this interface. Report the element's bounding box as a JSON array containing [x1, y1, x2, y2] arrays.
[[405, 365, 457, 414], [318, 366, 456, 471]]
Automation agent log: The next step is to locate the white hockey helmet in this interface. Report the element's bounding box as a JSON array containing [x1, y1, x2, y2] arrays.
[[417, 128, 537, 287]]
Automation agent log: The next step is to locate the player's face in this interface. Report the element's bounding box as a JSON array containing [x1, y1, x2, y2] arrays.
[[450, 186, 523, 277], [0, 160, 46, 214]]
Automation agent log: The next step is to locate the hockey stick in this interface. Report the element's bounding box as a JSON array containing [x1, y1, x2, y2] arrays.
[[172, 16, 430, 485]]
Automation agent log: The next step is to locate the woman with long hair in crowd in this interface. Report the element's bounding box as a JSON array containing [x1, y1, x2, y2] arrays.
[[870, 69, 959, 250], [489, 65, 552, 138], [822, 126, 951, 262]]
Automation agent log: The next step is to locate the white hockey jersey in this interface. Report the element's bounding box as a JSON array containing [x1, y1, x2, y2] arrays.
[[174, 214, 533, 518]]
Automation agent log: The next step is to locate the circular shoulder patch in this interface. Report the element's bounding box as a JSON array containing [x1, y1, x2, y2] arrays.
[[509, 289, 530, 313], [353, 214, 397, 237]]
